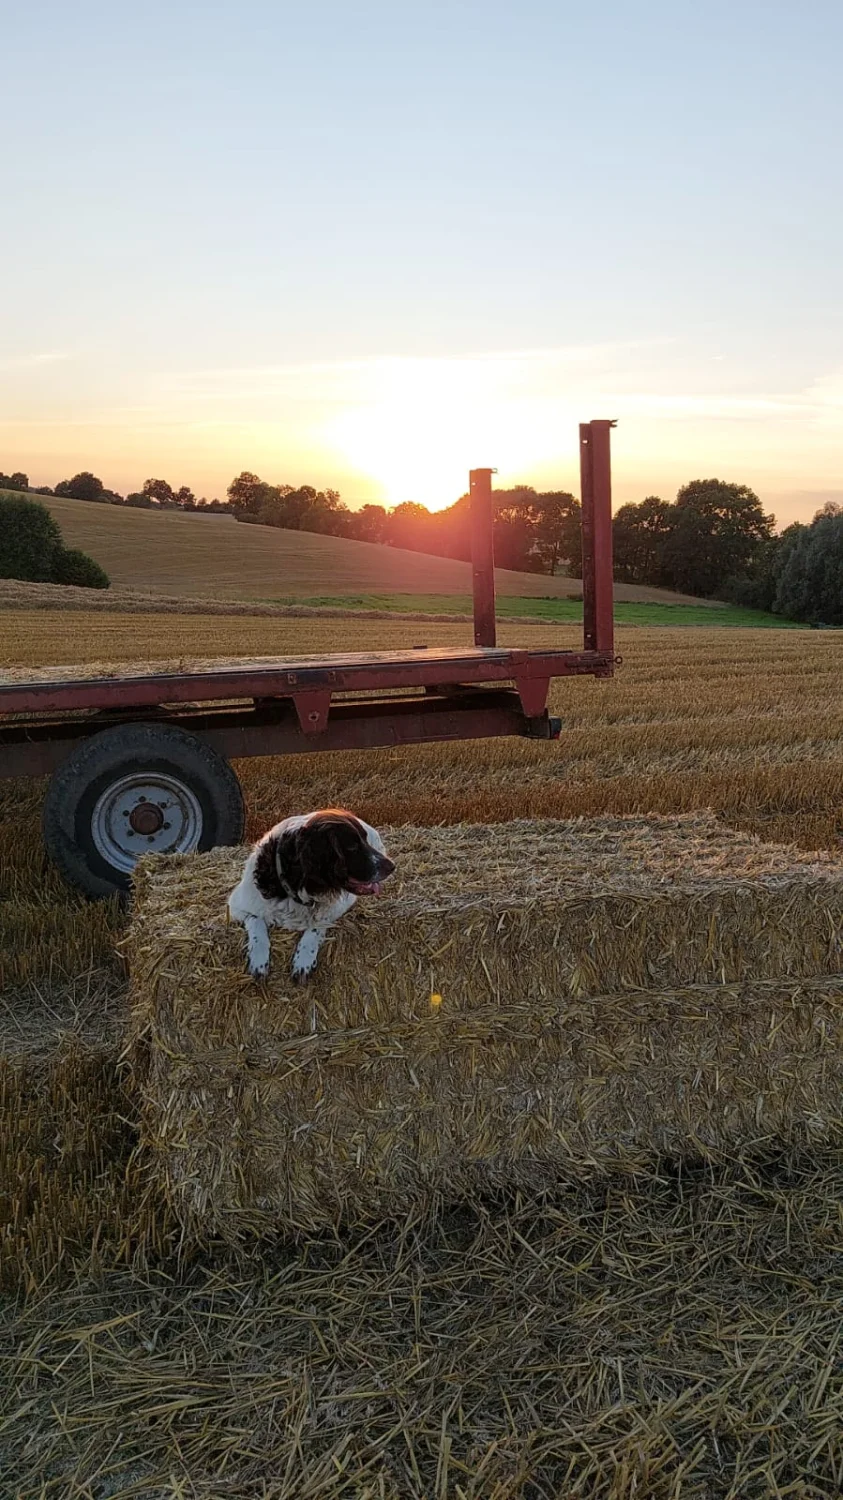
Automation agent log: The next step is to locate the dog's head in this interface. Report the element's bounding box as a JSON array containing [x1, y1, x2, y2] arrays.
[[272, 810, 395, 901]]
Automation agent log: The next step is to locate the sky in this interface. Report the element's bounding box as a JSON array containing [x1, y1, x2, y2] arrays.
[[2, 0, 841, 523]]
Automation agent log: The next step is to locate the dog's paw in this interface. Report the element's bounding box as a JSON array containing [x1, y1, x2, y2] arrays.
[[243, 918, 271, 980], [291, 952, 317, 984], [291, 929, 322, 983]]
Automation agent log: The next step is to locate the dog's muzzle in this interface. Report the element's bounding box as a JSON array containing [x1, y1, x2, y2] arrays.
[[347, 854, 395, 896]]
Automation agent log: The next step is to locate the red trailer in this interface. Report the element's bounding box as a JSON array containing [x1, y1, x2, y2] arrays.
[[0, 422, 617, 896]]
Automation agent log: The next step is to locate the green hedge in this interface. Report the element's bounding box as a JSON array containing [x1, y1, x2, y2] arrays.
[[52, 546, 110, 590], [0, 494, 110, 589]]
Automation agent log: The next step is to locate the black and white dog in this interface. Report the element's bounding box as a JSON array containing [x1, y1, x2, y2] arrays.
[[228, 810, 395, 981]]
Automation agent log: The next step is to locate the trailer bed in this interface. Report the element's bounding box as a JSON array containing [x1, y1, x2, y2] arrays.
[[0, 645, 615, 778], [0, 645, 612, 716]]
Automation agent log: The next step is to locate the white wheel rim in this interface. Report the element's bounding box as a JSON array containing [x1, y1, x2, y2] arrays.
[[90, 771, 204, 874]]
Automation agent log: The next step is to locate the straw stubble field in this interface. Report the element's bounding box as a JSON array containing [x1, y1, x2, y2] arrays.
[[3, 611, 843, 1498]]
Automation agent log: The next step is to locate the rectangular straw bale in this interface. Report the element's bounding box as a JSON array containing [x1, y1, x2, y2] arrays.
[[126, 814, 843, 1237]]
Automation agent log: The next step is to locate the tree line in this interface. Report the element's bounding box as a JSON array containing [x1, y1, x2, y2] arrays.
[[1, 469, 227, 512], [613, 479, 843, 622], [5, 464, 840, 620], [226, 472, 583, 575], [613, 481, 776, 597]]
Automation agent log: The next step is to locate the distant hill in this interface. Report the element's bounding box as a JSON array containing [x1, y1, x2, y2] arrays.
[[6, 492, 723, 608]]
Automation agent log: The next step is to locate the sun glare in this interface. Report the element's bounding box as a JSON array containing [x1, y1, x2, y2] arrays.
[[325, 356, 572, 510]]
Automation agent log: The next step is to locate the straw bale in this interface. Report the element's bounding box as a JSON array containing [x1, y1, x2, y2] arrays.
[[127, 814, 843, 1237]]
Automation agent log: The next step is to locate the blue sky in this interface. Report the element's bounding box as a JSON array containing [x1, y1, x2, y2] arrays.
[[2, 0, 841, 518]]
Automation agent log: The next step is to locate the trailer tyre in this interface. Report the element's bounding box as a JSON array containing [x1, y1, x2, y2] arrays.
[[42, 722, 245, 898]]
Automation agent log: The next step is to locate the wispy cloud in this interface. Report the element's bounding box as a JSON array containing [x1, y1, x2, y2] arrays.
[[0, 351, 73, 373], [151, 340, 671, 404]]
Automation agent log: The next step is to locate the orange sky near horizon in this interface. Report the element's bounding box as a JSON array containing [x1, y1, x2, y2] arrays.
[[2, 344, 841, 528]]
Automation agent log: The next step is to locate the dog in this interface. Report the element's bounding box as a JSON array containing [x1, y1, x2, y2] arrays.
[[228, 809, 395, 981]]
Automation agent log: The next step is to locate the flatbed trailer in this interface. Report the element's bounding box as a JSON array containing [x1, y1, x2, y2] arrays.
[[0, 421, 617, 896]]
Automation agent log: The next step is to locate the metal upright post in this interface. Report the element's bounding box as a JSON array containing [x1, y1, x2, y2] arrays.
[[470, 467, 496, 648], [579, 421, 615, 658]]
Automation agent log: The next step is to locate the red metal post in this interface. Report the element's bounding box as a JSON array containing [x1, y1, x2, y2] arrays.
[[579, 420, 615, 657], [470, 467, 496, 648]]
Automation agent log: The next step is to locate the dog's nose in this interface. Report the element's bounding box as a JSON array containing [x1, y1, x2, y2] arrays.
[[378, 855, 396, 878]]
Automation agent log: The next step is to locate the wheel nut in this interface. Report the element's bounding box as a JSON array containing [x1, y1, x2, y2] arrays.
[[163, 822, 171, 830]]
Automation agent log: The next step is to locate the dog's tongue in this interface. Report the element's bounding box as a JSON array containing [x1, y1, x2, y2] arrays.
[[350, 879, 382, 896]]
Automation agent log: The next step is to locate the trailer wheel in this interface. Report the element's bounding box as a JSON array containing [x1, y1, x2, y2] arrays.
[[42, 722, 245, 898]]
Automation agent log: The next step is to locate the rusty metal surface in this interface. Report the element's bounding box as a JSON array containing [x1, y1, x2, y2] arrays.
[[580, 419, 616, 658], [470, 467, 497, 648], [514, 676, 551, 718], [0, 690, 548, 778], [0, 646, 611, 719]]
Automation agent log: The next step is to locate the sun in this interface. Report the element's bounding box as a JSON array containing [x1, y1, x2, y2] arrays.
[[324, 355, 565, 511]]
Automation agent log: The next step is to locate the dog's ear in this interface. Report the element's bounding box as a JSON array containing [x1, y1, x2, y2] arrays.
[[291, 817, 345, 896], [253, 834, 288, 901]]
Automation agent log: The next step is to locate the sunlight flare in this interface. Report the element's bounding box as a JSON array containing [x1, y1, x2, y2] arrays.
[[324, 354, 575, 509]]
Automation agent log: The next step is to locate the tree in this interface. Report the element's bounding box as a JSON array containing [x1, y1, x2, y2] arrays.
[[425, 491, 471, 560], [0, 495, 109, 588], [306, 489, 351, 535], [0, 471, 29, 492], [252, 485, 296, 528], [351, 504, 388, 543], [613, 497, 674, 585], [175, 485, 196, 509], [663, 480, 775, 598], [142, 478, 176, 507], [773, 512, 843, 624], [385, 502, 433, 552], [124, 491, 154, 508], [227, 472, 277, 518], [533, 491, 581, 576], [717, 535, 785, 611], [54, 471, 109, 502], [493, 493, 536, 572], [0, 495, 63, 580]]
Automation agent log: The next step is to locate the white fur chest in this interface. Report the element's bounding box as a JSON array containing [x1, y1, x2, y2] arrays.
[[228, 851, 357, 932]]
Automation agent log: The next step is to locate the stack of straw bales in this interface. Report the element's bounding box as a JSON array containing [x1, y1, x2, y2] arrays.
[[127, 814, 843, 1239]]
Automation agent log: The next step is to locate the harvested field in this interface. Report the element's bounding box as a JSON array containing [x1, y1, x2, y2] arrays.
[[4, 614, 843, 1496]]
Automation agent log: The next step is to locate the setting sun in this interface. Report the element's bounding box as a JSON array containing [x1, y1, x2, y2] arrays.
[[324, 354, 572, 510]]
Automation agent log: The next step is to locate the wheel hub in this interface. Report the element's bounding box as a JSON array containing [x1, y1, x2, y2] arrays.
[[128, 800, 165, 835], [90, 772, 204, 874]]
